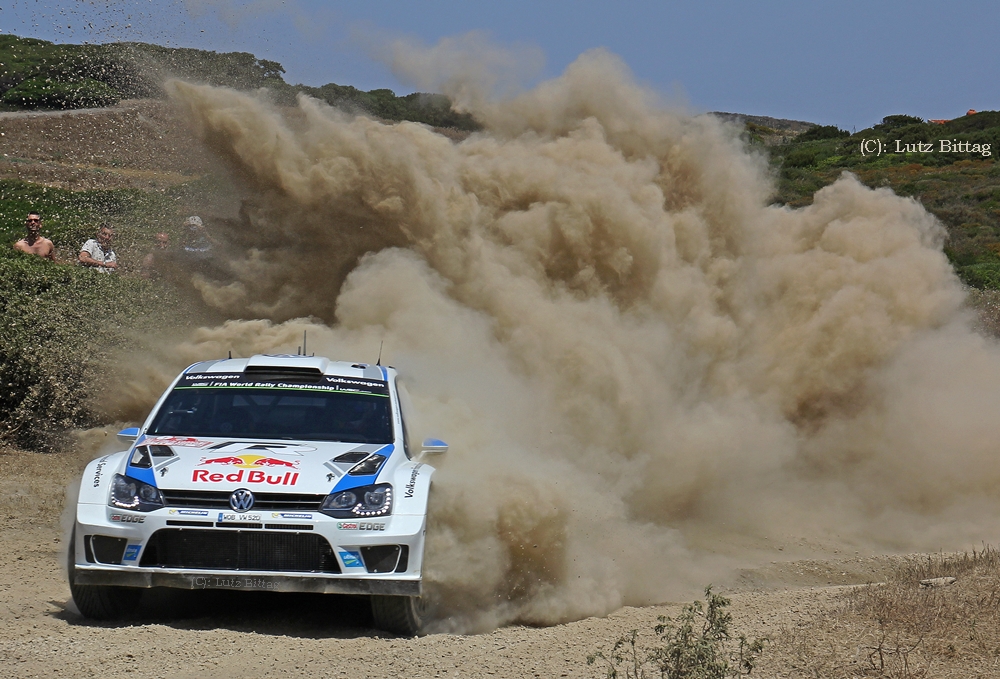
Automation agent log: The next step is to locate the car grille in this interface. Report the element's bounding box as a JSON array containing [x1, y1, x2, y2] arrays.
[[160, 489, 327, 511], [139, 529, 340, 573]]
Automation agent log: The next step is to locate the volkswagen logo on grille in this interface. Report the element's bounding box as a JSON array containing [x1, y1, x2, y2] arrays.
[[229, 488, 255, 512]]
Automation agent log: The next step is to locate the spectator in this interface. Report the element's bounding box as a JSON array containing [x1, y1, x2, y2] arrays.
[[79, 224, 118, 273], [13, 211, 55, 261], [181, 215, 215, 254], [141, 231, 170, 279]]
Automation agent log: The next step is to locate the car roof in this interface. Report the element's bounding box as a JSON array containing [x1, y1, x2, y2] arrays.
[[184, 355, 389, 381]]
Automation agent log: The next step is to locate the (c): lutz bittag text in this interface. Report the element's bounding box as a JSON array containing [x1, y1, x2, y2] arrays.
[[860, 139, 991, 157]]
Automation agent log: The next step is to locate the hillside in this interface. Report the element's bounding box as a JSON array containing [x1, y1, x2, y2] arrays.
[[0, 34, 478, 130], [769, 112, 1000, 288]]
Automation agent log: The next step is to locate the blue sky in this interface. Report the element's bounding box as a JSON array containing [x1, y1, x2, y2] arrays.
[[2, 0, 997, 130]]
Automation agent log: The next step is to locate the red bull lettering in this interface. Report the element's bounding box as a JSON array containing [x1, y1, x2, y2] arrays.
[[191, 469, 300, 485]]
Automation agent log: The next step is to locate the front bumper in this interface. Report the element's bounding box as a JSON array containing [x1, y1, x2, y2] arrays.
[[72, 502, 426, 596]]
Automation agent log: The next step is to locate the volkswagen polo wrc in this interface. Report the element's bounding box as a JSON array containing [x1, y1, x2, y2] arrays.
[[68, 354, 446, 635]]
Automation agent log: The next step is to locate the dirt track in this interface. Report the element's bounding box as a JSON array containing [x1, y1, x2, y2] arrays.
[[0, 442, 904, 679], [0, 99, 219, 192]]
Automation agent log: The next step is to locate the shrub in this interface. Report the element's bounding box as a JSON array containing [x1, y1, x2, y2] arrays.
[[797, 125, 849, 142], [1, 76, 120, 110], [957, 263, 1000, 289], [588, 587, 766, 679], [0, 248, 184, 451], [875, 115, 925, 132], [783, 148, 821, 168]]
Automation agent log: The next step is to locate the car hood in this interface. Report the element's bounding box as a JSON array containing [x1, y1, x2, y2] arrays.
[[128, 435, 395, 495]]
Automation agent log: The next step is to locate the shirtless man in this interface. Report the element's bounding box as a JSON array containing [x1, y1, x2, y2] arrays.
[[13, 212, 55, 261]]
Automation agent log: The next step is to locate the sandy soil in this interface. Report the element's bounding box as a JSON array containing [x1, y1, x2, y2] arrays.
[[0, 442, 906, 679], [0, 100, 220, 192]]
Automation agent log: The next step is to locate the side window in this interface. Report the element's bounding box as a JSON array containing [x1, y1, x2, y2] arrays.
[[395, 378, 414, 459]]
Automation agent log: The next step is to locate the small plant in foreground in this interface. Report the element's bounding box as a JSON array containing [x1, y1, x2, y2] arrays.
[[588, 587, 766, 679]]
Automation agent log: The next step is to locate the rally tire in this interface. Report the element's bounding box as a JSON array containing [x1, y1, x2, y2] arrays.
[[371, 595, 424, 636], [70, 582, 142, 621], [67, 530, 142, 620]]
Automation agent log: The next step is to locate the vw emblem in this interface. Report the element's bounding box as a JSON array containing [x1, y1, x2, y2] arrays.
[[229, 488, 255, 512]]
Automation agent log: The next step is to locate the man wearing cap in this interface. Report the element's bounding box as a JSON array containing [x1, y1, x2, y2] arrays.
[[79, 224, 118, 273], [14, 211, 55, 261], [181, 215, 215, 254]]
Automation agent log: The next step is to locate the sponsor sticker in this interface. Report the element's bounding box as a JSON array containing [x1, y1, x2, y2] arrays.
[[191, 469, 300, 486], [217, 512, 262, 522], [169, 509, 209, 516], [338, 550, 365, 569], [337, 521, 385, 531], [404, 464, 423, 498], [110, 514, 145, 524], [179, 373, 389, 396], [207, 442, 314, 455], [123, 545, 140, 561], [145, 436, 213, 448], [271, 512, 312, 520], [92, 456, 109, 488]]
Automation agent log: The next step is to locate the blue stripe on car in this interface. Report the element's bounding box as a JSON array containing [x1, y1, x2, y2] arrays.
[[330, 444, 393, 492], [125, 463, 157, 487]]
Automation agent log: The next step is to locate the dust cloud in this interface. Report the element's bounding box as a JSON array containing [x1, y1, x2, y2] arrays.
[[116, 47, 1000, 631]]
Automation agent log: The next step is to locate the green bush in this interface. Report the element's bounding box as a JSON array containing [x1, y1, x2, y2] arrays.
[[957, 263, 1000, 290], [783, 147, 821, 168], [1, 76, 120, 109], [875, 114, 925, 132], [0, 248, 188, 451], [797, 125, 849, 142], [588, 587, 765, 679]]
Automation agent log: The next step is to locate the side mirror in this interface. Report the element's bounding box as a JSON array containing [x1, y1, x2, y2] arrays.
[[421, 438, 448, 455], [117, 427, 140, 444]]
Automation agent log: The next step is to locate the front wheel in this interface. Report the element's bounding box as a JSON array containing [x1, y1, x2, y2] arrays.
[[370, 595, 425, 635], [67, 529, 142, 620]]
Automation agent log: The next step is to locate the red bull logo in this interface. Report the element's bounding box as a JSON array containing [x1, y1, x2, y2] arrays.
[[194, 454, 300, 485], [192, 469, 300, 485], [198, 454, 299, 469]]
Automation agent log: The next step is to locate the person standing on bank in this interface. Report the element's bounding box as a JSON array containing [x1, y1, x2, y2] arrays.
[[79, 224, 118, 273], [13, 211, 55, 261], [141, 231, 170, 279]]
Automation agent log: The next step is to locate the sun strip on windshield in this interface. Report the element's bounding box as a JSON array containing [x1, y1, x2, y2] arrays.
[[175, 373, 390, 396]]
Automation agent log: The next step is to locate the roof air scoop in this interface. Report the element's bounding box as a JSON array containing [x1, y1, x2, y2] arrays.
[[243, 355, 330, 379]]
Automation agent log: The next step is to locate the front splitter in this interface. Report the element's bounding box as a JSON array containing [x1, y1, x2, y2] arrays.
[[73, 567, 421, 596]]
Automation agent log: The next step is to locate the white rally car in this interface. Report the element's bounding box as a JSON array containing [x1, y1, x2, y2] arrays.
[[68, 354, 446, 635]]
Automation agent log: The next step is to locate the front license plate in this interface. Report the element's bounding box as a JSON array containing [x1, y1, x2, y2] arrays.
[[217, 512, 262, 522]]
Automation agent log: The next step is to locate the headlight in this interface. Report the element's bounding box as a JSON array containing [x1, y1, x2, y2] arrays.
[[321, 483, 393, 518], [109, 474, 164, 512]]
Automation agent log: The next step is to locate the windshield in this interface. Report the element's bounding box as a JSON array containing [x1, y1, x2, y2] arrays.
[[147, 382, 393, 443]]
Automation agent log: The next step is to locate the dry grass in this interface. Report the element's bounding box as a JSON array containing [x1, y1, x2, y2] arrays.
[[763, 549, 1000, 678]]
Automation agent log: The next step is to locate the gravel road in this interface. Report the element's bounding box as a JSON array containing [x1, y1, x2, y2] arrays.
[[0, 443, 902, 679]]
